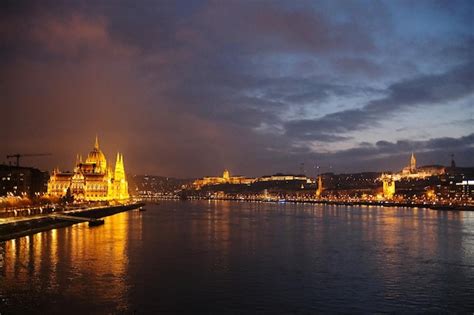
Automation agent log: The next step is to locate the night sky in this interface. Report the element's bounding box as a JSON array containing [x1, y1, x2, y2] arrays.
[[1, 0, 473, 177]]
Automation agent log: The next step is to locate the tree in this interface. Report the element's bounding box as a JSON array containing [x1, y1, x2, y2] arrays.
[[61, 188, 74, 205]]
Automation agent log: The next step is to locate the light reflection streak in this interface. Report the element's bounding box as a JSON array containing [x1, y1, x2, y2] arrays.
[[1, 211, 140, 313]]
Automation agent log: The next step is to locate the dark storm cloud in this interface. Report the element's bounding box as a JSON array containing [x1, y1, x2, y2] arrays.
[[217, 133, 474, 175], [270, 133, 474, 175], [193, 1, 376, 54], [372, 133, 474, 155], [320, 133, 474, 172], [285, 61, 474, 141], [123, 0, 387, 131], [325, 134, 474, 163]]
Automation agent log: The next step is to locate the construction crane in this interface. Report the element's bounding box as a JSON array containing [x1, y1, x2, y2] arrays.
[[6, 153, 52, 167]]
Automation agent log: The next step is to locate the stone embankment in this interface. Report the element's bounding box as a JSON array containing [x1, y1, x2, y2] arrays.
[[0, 202, 145, 241]]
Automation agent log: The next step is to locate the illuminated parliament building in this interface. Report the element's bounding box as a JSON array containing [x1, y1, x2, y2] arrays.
[[47, 136, 129, 201]]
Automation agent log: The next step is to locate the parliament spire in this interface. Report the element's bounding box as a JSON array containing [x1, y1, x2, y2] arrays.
[[94, 135, 99, 150]]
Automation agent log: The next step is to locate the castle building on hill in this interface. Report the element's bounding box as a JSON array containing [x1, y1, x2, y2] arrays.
[[193, 169, 255, 189], [192, 169, 313, 190], [47, 136, 129, 201], [397, 152, 445, 179]]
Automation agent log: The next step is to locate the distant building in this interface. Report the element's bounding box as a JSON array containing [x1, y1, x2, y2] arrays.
[[321, 172, 381, 191], [397, 153, 445, 179], [381, 174, 395, 199], [456, 180, 473, 199], [257, 174, 311, 183], [47, 136, 129, 201], [193, 169, 255, 189], [0, 164, 49, 197], [192, 170, 314, 190], [442, 166, 474, 200], [315, 175, 323, 198], [131, 175, 190, 196]]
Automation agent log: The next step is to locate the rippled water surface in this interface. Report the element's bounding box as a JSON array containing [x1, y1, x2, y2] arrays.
[[1, 200, 474, 313]]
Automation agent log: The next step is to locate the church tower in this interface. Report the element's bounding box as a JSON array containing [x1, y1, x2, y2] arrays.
[[410, 152, 416, 172]]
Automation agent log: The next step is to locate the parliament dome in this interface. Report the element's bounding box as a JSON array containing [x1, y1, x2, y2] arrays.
[[85, 136, 107, 173]]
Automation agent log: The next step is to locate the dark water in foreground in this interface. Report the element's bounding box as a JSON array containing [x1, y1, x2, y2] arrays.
[[1, 200, 474, 313]]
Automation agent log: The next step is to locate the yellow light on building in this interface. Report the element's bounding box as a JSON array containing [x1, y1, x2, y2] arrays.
[[47, 136, 130, 202], [381, 174, 396, 200], [426, 189, 435, 200]]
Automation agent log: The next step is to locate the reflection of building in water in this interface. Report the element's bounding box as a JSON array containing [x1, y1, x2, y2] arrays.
[[361, 208, 465, 290], [1, 212, 136, 313], [47, 136, 129, 201]]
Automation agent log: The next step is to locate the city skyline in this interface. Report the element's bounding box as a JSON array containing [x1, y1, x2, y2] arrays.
[[1, 1, 473, 177], [1, 3, 473, 312]]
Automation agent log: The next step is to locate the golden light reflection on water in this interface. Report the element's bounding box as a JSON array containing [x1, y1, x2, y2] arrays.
[[200, 200, 232, 272], [345, 206, 468, 293], [0, 202, 472, 313], [0, 211, 142, 313]]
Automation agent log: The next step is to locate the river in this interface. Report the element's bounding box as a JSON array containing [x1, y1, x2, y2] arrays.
[[1, 200, 473, 313]]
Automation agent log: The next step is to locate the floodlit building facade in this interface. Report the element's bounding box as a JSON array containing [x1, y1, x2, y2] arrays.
[[47, 136, 129, 201], [382, 174, 396, 199], [193, 169, 255, 189], [396, 153, 445, 180]]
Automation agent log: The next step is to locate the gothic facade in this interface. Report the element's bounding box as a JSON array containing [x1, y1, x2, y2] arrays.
[[47, 137, 129, 201]]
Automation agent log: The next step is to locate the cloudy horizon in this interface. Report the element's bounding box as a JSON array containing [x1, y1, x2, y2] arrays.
[[1, 0, 473, 177]]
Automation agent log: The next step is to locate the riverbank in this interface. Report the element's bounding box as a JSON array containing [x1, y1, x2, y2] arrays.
[[312, 200, 473, 211], [0, 202, 145, 241], [292, 199, 473, 211]]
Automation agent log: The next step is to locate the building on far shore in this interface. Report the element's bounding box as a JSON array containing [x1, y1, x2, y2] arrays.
[[377, 153, 474, 200], [193, 169, 255, 189], [0, 164, 49, 197], [395, 153, 445, 180], [381, 174, 395, 199], [47, 136, 129, 202], [183, 154, 472, 202], [192, 169, 314, 191], [257, 174, 311, 183]]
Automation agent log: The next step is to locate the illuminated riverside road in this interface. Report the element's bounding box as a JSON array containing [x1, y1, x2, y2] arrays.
[[1, 200, 473, 313]]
